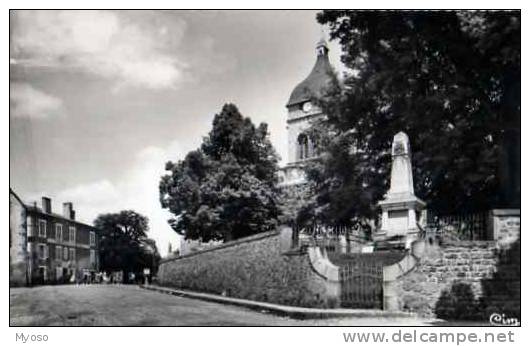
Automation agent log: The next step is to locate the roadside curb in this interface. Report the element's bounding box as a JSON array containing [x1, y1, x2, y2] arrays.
[[140, 284, 418, 320]]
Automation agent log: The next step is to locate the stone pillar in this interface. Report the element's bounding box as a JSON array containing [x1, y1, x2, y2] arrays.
[[488, 209, 520, 247], [307, 247, 341, 306], [382, 241, 424, 310], [381, 210, 389, 231], [407, 209, 417, 230], [383, 280, 399, 311], [376, 132, 426, 247]]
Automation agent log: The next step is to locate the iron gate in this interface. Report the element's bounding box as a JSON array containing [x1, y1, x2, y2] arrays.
[[339, 260, 383, 309]]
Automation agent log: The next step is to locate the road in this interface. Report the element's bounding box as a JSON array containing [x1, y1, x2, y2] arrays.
[[10, 285, 434, 326]]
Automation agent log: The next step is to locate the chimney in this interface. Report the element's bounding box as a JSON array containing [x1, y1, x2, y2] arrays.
[[42, 197, 51, 214], [63, 202, 75, 220]]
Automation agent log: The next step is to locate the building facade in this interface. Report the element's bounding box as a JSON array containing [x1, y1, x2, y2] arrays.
[[9, 189, 100, 286]]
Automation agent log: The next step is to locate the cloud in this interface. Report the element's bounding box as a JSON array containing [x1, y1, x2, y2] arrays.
[[10, 82, 63, 119], [10, 10, 187, 89], [57, 180, 120, 207], [34, 140, 187, 256]]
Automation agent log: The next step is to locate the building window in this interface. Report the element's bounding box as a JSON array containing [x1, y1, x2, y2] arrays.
[[55, 245, 62, 261], [38, 244, 48, 259], [63, 246, 68, 261], [55, 224, 63, 241], [90, 249, 96, 267], [38, 219, 47, 237], [69, 226, 76, 243], [90, 231, 96, 246], [69, 248, 75, 261]]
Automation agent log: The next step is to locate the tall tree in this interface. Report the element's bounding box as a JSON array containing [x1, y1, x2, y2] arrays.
[[159, 103, 281, 242], [302, 10, 520, 226], [94, 210, 159, 278]]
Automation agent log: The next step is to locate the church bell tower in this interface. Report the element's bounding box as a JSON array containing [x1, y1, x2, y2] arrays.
[[279, 38, 336, 186]]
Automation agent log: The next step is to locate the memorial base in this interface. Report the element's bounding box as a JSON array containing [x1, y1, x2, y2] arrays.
[[375, 194, 426, 249]]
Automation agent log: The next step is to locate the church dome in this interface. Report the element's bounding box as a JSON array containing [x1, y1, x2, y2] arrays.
[[286, 39, 336, 107]]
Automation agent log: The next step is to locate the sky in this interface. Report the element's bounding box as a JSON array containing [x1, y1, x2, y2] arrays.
[[9, 10, 344, 256]]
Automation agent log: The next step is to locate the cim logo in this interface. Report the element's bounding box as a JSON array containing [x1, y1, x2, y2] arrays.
[[489, 313, 520, 327]]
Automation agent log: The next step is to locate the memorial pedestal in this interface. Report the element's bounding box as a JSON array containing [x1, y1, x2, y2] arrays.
[[375, 132, 426, 248]]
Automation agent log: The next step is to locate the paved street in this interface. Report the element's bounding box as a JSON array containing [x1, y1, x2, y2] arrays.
[[10, 285, 434, 326]]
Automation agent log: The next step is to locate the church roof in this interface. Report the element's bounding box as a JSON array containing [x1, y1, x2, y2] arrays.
[[286, 40, 336, 107]]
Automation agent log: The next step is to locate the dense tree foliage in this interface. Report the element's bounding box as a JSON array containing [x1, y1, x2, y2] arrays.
[[94, 210, 160, 278], [301, 10, 520, 226], [159, 103, 281, 242]]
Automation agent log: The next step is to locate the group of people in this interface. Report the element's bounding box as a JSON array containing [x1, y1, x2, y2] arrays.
[[57, 270, 150, 285], [68, 271, 123, 285]]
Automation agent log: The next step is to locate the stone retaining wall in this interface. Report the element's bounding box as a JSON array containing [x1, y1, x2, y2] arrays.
[[157, 227, 340, 308], [395, 239, 520, 319]]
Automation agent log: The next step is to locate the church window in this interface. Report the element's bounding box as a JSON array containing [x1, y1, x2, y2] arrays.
[[309, 137, 319, 157], [298, 133, 320, 160], [297, 134, 309, 160]]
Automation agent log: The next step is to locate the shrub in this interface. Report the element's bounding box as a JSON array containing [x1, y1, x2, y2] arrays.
[[435, 282, 480, 320]]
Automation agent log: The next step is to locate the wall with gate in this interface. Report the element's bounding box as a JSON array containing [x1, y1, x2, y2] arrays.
[[157, 227, 340, 308]]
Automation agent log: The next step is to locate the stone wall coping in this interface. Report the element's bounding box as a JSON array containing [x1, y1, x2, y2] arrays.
[[442, 240, 497, 248], [307, 247, 340, 282], [382, 239, 426, 282], [383, 253, 417, 282], [490, 209, 520, 216], [160, 229, 280, 264]]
